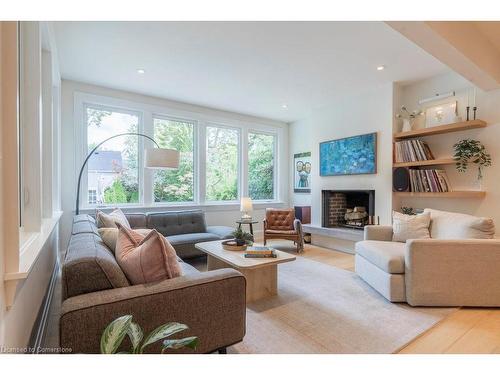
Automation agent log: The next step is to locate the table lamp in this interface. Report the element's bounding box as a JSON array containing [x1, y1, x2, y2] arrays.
[[240, 197, 253, 220]]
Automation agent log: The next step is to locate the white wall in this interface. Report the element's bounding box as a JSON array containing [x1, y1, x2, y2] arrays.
[[289, 83, 395, 228], [396, 71, 500, 225], [1, 21, 61, 349], [60, 80, 289, 249]]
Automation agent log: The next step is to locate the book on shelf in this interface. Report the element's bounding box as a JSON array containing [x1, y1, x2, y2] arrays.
[[394, 139, 435, 163], [409, 168, 451, 193]]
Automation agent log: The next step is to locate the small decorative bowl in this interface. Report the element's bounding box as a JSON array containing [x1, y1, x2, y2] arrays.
[[222, 239, 247, 251]]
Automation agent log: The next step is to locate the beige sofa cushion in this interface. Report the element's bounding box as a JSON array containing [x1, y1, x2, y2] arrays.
[[96, 208, 131, 229], [98, 227, 152, 253], [424, 208, 495, 239], [392, 211, 431, 242], [355, 240, 406, 274]]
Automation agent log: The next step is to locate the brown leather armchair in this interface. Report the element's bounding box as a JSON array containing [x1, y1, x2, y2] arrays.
[[263, 208, 304, 252]]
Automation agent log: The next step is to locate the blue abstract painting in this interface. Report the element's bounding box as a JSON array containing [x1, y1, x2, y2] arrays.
[[320, 133, 377, 176]]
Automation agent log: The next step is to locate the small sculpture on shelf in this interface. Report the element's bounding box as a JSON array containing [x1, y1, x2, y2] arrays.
[[396, 105, 424, 132]]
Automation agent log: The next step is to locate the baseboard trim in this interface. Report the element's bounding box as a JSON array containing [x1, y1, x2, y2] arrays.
[[28, 259, 60, 353]]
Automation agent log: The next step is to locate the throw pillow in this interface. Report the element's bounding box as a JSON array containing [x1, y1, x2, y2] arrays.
[[392, 211, 431, 242], [96, 208, 131, 229], [115, 225, 182, 285], [99, 227, 152, 253], [424, 208, 495, 239]]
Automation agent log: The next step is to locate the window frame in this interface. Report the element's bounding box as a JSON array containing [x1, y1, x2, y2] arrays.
[[204, 122, 241, 204], [247, 129, 278, 202], [80, 102, 144, 209], [151, 113, 198, 206], [74, 91, 284, 211]]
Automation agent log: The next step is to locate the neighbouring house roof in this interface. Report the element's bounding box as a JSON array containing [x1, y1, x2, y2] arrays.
[[88, 150, 123, 173]]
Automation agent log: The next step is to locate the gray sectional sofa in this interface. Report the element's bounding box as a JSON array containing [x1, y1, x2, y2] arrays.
[[125, 210, 234, 258], [60, 212, 246, 353]]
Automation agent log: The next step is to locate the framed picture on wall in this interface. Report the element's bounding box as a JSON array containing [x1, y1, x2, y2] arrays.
[[319, 132, 377, 176], [294, 152, 311, 193]]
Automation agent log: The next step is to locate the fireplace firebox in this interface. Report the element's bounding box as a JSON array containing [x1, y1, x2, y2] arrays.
[[322, 190, 375, 230]]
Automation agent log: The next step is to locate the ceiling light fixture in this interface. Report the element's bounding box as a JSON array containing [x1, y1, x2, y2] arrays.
[[281, 104, 288, 109], [376, 65, 385, 71], [137, 69, 145, 74]]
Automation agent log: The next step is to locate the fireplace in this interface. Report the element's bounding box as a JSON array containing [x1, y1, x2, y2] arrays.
[[322, 190, 375, 230]]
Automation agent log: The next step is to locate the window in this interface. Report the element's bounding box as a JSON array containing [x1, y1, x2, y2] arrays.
[[86, 105, 140, 205], [205, 125, 239, 201], [153, 117, 195, 203], [248, 132, 276, 200], [77, 93, 283, 210], [88, 189, 97, 204]]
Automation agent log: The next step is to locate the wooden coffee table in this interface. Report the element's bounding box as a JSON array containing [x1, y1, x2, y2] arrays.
[[195, 240, 296, 302]]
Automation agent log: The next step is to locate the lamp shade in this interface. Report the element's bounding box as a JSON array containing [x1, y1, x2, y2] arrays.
[[240, 197, 253, 212], [144, 148, 180, 169]]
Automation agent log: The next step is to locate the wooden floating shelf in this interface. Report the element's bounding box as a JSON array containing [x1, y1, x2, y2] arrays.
[[394, 191, 486, 198], [393, 120, 487, 140], [393, 158, 456, 168]]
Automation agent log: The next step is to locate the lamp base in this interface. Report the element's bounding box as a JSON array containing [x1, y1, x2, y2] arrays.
[[241, 213, 252, 221]]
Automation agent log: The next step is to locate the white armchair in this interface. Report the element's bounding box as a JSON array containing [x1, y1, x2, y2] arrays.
[[355, 209, 500, 306]]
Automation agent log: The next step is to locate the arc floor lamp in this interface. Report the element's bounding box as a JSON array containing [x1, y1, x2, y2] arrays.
[[75, 132, 180, 215]]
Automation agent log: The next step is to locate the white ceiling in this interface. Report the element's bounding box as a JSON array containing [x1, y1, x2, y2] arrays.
[[53, 21, 447, 123]]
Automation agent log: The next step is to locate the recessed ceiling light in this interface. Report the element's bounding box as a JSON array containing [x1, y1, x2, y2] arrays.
[[376, 65, 385, 71], [137, 68, 145, 74], [281, 104, 288, 109]]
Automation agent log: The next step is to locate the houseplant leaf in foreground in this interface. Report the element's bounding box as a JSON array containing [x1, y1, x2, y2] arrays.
[[127, 321, 144, 353], [162, 336, 199, 352], [140, 322, 189, 353], [100, 315, 133, 354]]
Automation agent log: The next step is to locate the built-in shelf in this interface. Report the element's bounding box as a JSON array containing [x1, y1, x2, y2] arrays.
[[393, 158, 456, 168], [394, 191, 486, 198], [393, 120, 487, 140]]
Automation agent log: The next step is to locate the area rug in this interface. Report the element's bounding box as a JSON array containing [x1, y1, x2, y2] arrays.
[[229, 256, 456, 354]]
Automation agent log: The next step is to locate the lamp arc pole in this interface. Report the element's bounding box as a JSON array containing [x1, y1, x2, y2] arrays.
[[75, 132, 160, 215]]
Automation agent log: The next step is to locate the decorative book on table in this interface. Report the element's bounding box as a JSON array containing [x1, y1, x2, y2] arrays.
[[244, 246, 277, 258]]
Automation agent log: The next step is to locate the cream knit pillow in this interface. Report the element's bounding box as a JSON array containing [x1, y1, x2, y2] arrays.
[[99, 227, 152, 253], [392, 211, 431, 242], [96, 208, 131, 229]]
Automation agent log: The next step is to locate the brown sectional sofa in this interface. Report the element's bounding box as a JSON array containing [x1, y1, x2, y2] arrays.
[[60, 213, 246, 354]]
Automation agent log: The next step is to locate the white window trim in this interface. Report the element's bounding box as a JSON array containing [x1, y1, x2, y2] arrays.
[[73, 91, 284, 211], [247, 129, 278, 202], [204, 122, 241, 204], [79, 102, 144, 209], [152, 113, 198, 205]]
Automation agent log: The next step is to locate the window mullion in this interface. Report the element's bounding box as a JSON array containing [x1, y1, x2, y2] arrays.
[[197, 121, 206, 205], [241, 127, 249, 198], [143, 111, 153, 206]]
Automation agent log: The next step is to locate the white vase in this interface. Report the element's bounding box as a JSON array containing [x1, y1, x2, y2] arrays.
[[402, 119, 412, 132]]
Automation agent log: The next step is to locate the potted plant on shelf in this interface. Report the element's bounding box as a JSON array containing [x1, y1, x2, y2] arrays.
[[453, 139, 491, 190], [396, 105, 424, 132]]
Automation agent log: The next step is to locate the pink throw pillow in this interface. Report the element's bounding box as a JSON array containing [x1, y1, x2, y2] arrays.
[[115, 225, 182, 285]]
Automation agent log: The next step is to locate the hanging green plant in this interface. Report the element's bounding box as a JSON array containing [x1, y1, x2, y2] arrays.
[[453, 139, 491, 180]]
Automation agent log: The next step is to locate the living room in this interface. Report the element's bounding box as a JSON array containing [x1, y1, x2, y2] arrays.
[[2, 1, 500, 373]]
